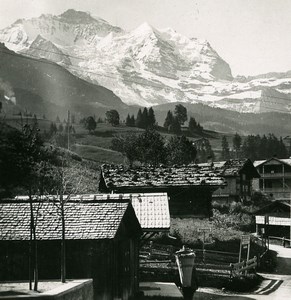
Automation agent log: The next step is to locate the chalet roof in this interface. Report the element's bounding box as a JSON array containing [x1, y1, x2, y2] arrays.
[[71, 193, 170, 231], [100, 164, 225, 191], [254, 200, 291, 215], [199, 159, 260, 178], [0, 200, 140, 241], [254, 157, 291, 168], [14, 193, 170, 232]]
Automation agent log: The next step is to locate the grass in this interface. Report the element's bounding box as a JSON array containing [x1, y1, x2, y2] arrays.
[[74, 144, 125, 164], [4, 116, 232, 163]]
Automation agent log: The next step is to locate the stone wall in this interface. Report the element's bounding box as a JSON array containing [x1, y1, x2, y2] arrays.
[[0, 279, 93, 300]]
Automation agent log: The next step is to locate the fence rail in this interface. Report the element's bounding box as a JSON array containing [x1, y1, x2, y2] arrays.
[[269, 236, 291, 243], [230, 256, 257, 277]]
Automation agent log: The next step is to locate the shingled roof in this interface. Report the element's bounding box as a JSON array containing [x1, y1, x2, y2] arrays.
[[70, 193, 170, 231], [100, 164, 225, 191], [199, 159, 260, 178], [0, 200, 140, 241], [254, 157, 291, 168]]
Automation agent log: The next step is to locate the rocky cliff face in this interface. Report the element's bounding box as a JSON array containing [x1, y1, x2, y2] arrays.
[[1, 9, 291, 113]]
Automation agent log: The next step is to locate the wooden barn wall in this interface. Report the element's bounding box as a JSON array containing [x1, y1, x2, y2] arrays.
[[0, 238, 139, 300]]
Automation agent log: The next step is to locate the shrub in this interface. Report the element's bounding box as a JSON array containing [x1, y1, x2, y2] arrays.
[[226, 273, 263, 292], [257, 250, 277, 272]]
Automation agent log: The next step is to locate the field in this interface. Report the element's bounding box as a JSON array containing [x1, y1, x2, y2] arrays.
[[2, 116, 228, 164]]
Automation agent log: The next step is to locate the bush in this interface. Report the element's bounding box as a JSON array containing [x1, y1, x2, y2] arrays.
[[257, 250, 277, 272], [226, 273, 263, 292]]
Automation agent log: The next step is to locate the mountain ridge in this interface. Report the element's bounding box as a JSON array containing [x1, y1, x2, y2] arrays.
[[0, 42, 126, 119], [0, 9, 291, 114]]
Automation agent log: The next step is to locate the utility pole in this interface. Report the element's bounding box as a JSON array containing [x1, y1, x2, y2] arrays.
[[67, 110, 70, 151]]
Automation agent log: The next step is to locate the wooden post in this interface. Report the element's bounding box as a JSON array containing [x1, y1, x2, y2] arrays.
[[238, 239, 242, 263], [246, 243, 250, 262]]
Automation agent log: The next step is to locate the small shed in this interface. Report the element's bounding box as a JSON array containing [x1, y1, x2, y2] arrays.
[[254, 200, 291, 238], [0, 199, 142, 300], [99, 164, 225, 218]]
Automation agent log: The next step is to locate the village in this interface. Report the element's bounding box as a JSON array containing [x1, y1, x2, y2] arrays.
[[1, 1, 291, 300], [1, 141, 291, 299]]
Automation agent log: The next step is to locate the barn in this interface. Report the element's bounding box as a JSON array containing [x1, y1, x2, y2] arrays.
[[99, 164, 225, 218], [0, 198, 142, 300]]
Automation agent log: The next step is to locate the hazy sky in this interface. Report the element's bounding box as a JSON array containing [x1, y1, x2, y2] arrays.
[[1, 0, 291, 76]]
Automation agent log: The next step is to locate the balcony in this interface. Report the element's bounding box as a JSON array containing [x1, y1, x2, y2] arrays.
[[256, 216, 291, 226], [260, 172, 291, 178]]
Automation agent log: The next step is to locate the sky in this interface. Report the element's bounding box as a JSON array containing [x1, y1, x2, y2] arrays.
[[1, 0, 291, 76]]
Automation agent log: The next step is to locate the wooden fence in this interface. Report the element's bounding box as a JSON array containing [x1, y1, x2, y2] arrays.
[[268, 236, 291, 247], [140, 243, 258, 278], [229, 256, 257, 277]]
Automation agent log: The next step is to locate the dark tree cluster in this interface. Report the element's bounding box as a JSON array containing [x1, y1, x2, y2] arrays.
[[111, 129, 197, 166], [188, 116, 203, 135], [135, 107, 156, 129], [194, 138, 215, 163], [241, 134, 288, 161], [226, 132, 288, 161], [80, 116, 97, 133], [125, 114, 136, 127], [164, 104, 188, 134], [125, 107, 156, 129], [106, 110, 120, 126], [164, 110, 181, 134]]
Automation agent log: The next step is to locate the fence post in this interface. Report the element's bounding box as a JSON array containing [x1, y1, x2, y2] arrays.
[[244, 260, 247, 276], [230, 263, 234, 279]]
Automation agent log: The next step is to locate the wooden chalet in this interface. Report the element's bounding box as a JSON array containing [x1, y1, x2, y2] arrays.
[[201, 159, 260, 203], [255, 200, 291, 238], [99, 164, 225, 218], [0, 198, 142, 300], [253, 157, 291, 200]]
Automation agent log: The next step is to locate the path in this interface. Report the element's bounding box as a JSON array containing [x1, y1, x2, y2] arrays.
[[141, 244, 291, 299]]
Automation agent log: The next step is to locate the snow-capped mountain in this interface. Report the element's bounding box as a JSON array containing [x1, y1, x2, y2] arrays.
[[1, 9, 291, 113]]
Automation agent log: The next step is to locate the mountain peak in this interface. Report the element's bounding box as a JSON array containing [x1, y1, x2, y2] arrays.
[[132, 22, 156, 36], [58, 9, 96, 24]]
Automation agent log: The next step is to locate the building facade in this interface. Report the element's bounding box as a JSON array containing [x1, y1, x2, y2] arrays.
[[99, 164, 225, 218], [253, 158, 291, 200], [255, 200, 291, 240], [210, 159, 260, 203]]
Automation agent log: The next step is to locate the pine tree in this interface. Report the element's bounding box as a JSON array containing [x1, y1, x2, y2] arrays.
[[174, 104, 188, 125], [188, 117, 197, 135], [135, 109, 143, 128], [126, 114, 131, 127], [233, 132, 242, 158], [164, 110, 174, 130], [148, 107, 156, 128], [130, 115, 135, 127], [168, 116, 181, 134], [221, 136, 230, 160], [142, 107, 149, 129]]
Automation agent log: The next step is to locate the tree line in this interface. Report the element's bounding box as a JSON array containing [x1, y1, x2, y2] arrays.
[[111, 128, 215, 165], [221, 132, 289, 161]]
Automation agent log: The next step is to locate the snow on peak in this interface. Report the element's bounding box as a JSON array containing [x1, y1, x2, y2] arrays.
[[132, 22, 157, 36]]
